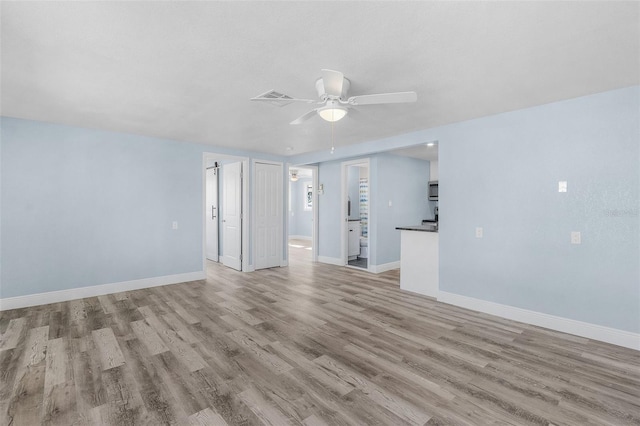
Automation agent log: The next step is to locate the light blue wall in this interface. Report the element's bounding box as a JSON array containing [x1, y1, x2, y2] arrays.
[[375, 154, 430, 265], [317, 160, 344, 260], [288, 179, 312, 238], [1, 118, 201, 298], [312, 86, 638, 333], [3, 86, 637, 334], [0, 117, 285, 298], [317, 154, 430, 266], [439, 86, 639, 333]]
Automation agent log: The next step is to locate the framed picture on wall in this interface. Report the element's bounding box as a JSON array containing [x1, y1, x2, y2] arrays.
[[304, 184, 313, 210]]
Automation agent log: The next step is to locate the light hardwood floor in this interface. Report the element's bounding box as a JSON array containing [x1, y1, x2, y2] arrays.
[[1, 244, 639, 425]]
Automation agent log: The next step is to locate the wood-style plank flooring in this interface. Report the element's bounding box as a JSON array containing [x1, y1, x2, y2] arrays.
[[1, 240, 639, 425]]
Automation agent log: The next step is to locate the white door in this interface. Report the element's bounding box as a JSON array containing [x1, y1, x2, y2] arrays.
[[255, 162, 283, 270], [205, 168, 219, 261], [222, 161, 242, 271]]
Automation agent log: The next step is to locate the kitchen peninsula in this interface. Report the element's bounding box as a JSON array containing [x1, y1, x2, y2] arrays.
[[396, 223, 439, 298]]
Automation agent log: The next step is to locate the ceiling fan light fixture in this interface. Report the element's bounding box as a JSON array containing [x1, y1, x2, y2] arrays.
[[318, 104, 347, 122]]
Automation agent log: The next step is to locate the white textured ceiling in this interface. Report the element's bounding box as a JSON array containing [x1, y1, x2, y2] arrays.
[[2, 2, 638, 157]]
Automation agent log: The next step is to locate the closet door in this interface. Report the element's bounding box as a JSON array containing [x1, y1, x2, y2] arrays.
[[255, 162, 283, 270], [222, 161, 242, 271]]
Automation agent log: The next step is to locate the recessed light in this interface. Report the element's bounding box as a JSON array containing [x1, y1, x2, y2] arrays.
[[285, 146, 293, 151], [426, 143, 435, 147]]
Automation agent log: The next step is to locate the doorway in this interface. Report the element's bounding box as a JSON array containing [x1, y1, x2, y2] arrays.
[[342, 159, 370, 271], [221, 161, 243, 270], [287, 165, 318, 264], [203, 153, 249, 272], [205, 164, 219, 262]]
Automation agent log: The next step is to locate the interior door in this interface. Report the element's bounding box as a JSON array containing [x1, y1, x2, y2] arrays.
[[255, 162, 283, 270], [205, 167, 219, 261], [222, 161, 242, 271]]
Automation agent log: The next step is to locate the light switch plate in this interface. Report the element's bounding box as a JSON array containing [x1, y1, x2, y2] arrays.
[[172, 221, 178, 230], [475, 227, 483, 238], [571, 231, 581, 244], [559, 181, 567, 192]]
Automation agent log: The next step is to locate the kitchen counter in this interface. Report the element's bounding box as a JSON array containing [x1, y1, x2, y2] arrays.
[[395, 225, 438, 232], [397, 228, 438, 297]]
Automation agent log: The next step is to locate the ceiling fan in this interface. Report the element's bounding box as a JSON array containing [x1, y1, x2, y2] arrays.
[[250, 69, 417, 125]]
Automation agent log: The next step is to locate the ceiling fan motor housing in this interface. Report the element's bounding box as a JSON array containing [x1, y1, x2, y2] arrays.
[[316, 77, 350, 101]]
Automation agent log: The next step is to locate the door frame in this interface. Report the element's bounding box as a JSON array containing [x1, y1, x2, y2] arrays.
[[307, 165, 319, 263], [205, 166, 219, 262], [341, 158, 372, 272], [251, 159, 285, 269], [202, 153, 250, 272], [285, 164, 319, 264]]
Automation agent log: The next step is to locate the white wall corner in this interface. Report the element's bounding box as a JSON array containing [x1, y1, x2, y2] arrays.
[[371, 261, 401, 274], [437, 291, 640, 350], [0, 271, 206, 311]]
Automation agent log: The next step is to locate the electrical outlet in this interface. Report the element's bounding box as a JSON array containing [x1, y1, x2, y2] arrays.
[[559, 181, 567, 193], [475, 227, 483, 238], [571, 231, 581, 244], [388, 200, 392, 207], [172, 221, 178, 230]]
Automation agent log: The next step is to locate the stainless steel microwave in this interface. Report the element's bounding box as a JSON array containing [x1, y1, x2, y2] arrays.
[[428, 180, 438, 200]]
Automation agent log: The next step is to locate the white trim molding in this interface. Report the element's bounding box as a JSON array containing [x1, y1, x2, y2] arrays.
[[438, 291, 640, 350], [318, 256, 343, 266], [370, 261, 400, 274], [0, 271, 206, 311]]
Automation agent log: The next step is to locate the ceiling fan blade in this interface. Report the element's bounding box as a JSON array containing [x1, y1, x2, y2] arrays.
[[290, 109, 318, 125], [321, 69, 344, 98], [348, 91, 417, 106]]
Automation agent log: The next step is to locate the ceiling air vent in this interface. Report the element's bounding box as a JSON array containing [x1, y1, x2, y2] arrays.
[[250, 90, 295, 107]]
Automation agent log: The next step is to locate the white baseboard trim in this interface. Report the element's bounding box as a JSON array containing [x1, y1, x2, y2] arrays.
[[371, 261, 400, 274], [0, 271, 206, 311], [288, 235, 312, 241], [318, 256, 343, 266], [438, 291, 640, 350]]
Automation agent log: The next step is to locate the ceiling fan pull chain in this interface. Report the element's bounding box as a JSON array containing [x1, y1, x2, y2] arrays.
[[330, 117, 335, 154]]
